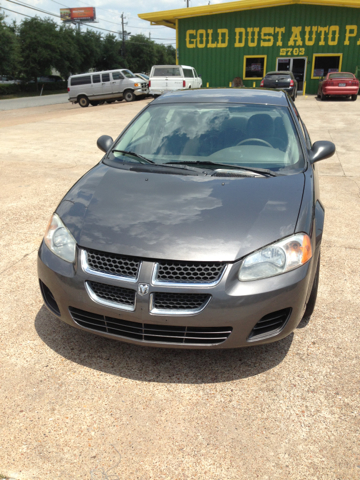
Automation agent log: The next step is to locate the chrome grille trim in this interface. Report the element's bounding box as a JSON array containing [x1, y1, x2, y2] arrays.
[[81, 249, 141, 283], [85, 281, 136, 312], [149, 293, 211, 315], [152, 262, 227, 287]]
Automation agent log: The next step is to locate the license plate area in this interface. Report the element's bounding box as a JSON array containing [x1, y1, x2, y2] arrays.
[[339, 83, 346, 87]]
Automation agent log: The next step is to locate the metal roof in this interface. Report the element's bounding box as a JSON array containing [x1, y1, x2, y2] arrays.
[[151, 88, 289, 106], [138, 0, 360, 28]]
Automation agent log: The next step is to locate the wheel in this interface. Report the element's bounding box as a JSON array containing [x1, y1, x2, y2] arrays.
[[237, 138, 273, 148], [303, 255, 320, 319], [124, 90, 135, 102], [320, 91, 326, 101], [78, 95, 89, 108], [351, 94, 357, 101]]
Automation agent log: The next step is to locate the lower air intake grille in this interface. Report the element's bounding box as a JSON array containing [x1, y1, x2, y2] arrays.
[[152, 292, 211, 312], [40, 280, 60, 316], [87, 281, 135, 307], [69, 307, 232, 345], [248, 308, 292, 341]]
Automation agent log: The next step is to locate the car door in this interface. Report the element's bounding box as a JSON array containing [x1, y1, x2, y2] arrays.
[[101, 72, 112, 97], [111, 71, 125, 95]]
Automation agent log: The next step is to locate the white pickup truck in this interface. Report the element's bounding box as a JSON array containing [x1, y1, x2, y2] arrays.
[[149, 65, 202, 96]]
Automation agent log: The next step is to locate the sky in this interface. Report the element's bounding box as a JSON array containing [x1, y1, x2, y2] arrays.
[[0, 0, 227, 46]]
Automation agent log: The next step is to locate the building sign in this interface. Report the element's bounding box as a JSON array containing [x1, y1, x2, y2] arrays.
[[60, 7, 96, 22], [186, 25, 360, 50]]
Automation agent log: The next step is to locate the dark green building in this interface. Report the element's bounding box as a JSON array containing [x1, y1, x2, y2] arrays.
[[139, 0, 360, 94]]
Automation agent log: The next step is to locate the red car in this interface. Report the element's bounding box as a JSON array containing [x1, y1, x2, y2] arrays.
[[317, 72, 359, 101]]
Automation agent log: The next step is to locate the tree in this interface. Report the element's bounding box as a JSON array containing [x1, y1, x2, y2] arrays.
[[0, 12, 21, 76], [96, 34, 126, 71], [75, 29, 102, 73], [126, 34, 156, 73], [55, 24, 80, 79], [18, 17, 59, 84]]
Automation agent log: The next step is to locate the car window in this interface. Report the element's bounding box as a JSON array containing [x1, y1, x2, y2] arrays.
[[153, 67, 181, 77], [111, 103, 304, 174], [112, 71, 124, 80], [193, 70, 198, 77], [102, 73, 110, 82], [266, 74, 291, 80], [92, 74, 100, 84], [183, 69, 194, 78], [328, 73, 354, 79], [71, 75, 91, 86], [121, 70, 136, 78]]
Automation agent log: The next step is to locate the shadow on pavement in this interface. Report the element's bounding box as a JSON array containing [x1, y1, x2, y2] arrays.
[[35, 305, 293, 384]]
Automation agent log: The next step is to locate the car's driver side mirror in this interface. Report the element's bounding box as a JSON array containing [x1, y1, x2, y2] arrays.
[[309, 141, 336, 164], [97, 135, 114, 153]]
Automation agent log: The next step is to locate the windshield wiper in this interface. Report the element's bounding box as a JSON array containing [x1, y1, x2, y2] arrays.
[[165, 161, 278, 177], [111, 150, 154, 164]]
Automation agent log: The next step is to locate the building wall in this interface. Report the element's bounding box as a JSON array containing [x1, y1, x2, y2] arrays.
[[178, 4, 360, 94]]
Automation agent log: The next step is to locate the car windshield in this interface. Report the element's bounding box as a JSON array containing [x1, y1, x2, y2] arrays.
[[110, 103, 304, 173], [121, 70, 136, 78]]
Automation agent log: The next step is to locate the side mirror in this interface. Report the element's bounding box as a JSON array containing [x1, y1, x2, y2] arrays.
[[309, 141, 336, 164], [97, 135, 113, 153]]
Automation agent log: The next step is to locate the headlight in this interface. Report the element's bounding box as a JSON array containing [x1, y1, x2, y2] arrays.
[[239, 233, 312, 281], [44, 213, 76, 263]]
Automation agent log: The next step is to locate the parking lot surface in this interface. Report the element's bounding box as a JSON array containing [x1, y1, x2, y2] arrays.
[[0, 93, 68, 112], [0, 96, 359, 479]]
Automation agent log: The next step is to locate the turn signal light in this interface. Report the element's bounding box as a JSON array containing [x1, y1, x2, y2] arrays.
[[149, 80, 151, 87], [260, 79, 264, 87], [290, 79, 294, 87], [183, 80, 186, 87], [67, 87, 70, 92]]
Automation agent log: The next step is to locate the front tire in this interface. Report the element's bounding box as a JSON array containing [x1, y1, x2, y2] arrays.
[[124, 90, 135, 102], [78, 95, 89, 108]]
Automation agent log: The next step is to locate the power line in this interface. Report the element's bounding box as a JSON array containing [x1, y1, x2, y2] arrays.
[[4, 0, 175, 42], [1, 3, 176, 45]]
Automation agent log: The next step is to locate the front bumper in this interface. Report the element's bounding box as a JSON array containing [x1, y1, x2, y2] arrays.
[[134, 87, 148, 97], [37, 242, 318, 349]]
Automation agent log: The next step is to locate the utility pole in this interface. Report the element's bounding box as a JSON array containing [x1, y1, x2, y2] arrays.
[[185, 0, 189, 7], [121, 13, 127, 57]]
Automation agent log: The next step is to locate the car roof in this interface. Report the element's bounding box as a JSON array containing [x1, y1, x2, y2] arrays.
[[152, 88, 289, 106], [266, 71, 293, 75]]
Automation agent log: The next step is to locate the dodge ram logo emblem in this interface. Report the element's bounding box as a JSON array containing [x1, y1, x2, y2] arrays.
[[138, 283, 149, 296]]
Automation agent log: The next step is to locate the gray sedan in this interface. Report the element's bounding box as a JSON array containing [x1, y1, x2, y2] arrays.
[[38, 89, 335, 348]]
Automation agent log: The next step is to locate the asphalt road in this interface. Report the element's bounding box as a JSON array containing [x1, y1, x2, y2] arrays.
[[0, 97, 359, 480], [0, 93, 68, 111]]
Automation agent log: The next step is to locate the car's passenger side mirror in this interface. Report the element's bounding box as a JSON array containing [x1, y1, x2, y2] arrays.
[[97, 135, 114, 153], [309, 141, 336, 164]]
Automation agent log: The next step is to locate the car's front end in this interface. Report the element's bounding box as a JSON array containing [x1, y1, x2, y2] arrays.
[[38, 89, 334, 349]]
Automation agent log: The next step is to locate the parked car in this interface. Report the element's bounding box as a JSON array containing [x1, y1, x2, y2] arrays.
[[68, 69, 148, 107], [260, 71, 297, 101], [38, 88, 335, 349], [317, 72, 359, 101], [149, 65, 202, 96], [0, 75, 21, 84]]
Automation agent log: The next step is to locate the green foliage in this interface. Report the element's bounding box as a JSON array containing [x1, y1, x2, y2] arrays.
[[19, 17, 59, 82], [0, 14, 175, 81], [97, 34, 127, 70], [0, 11, 21, 76], [0, 81, 67, 95]]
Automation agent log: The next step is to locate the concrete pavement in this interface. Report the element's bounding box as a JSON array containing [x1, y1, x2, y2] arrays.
[[0, 96, 359, 480], [0, 93, 68, 111]]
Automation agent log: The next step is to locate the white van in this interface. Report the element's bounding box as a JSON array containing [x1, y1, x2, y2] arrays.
[[149, 65, 202, 96], [68, 69, 148, 107]]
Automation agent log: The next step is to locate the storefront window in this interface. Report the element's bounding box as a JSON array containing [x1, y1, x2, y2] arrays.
[[243, 56, 266, 80], [312, 54, 342, 79]]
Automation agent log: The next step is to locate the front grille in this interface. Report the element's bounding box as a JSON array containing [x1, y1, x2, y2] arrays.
[[69, 307, 232, 345], [248, 308, 292, 341], [40, 280, 60, 316], [84, 248, 140, 280], [155, 261, 225, 284], [151, 292, 210, 312], [87, 281, 135, 308]]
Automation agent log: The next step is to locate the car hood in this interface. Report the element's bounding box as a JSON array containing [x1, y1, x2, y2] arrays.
[[57, 164, 305, 262]]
